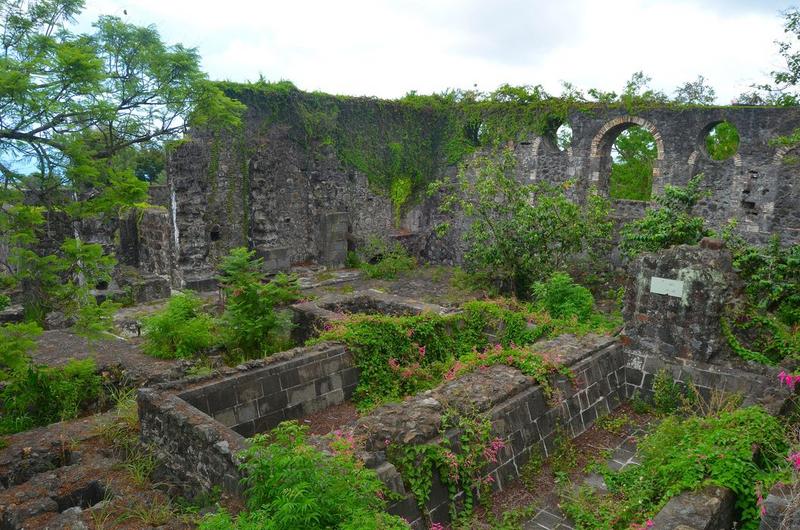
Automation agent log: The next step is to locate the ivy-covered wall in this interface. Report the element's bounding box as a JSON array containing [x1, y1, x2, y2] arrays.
[[166, 82, 800, 285]]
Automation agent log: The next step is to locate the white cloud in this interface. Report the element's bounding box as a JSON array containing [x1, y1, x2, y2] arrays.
[[79, 0, 790, 102]]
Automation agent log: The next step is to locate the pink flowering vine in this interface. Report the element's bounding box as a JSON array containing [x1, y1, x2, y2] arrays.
[[483, 438, 506, 464], [787, 451, 800, 471], [779, 371, 800, 390], [388, 358, 400, 370]]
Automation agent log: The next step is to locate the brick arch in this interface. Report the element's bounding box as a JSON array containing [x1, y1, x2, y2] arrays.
[[588, 116, 665, 196], [773, 144, 797, 164], [589, 116, 665, 161]]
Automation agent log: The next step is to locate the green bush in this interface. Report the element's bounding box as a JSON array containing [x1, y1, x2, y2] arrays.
[[720, 231, 799, 363], [217, 248, 300, 360], [356, 238, 416, 280], [142, 292, 216, 359], [0, 321, 42, 380], [651, 369, 683, 414], [0, 358, 102, 434], [533, 273, 595, 321], [315, 299, 603, 410], [199, 422, 408, 530], [433, 148, 612, 298], [561, 406, 788, 530], [620, 174, 711, 258]]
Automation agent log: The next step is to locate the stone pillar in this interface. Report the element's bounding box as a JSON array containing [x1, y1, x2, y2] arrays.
[[622, 239, 740, 362]]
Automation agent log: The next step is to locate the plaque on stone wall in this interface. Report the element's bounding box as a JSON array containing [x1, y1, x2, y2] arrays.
[[649, 277, 684, 298]]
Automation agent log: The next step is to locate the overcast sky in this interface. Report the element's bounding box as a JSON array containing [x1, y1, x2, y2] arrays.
[[79, 0, 797, 104]]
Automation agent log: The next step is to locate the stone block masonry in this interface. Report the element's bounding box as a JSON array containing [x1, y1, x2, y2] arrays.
[[137, 342, 357, 495], [623, 241, 741, 363], [167, 89, 800, 287], [353, 335, 627, 527]]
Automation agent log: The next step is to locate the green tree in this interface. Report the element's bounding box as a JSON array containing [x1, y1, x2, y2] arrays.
[[609, 126, 657, 201], [705, 122, 740, 161], [620, 174, 711, 257], [433, 148, 612, 297], [0, 0, 244, 324], [673, 75, 717, 105]]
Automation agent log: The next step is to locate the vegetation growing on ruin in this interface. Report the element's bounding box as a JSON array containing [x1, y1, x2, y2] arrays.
[[142, 292, 218, 359], [387, 410, 504, 524], [346, 237, 417, 279], [0, 321, 102, 434], [619, 174, 711, 257], [142, 248, 300, 362], [721, 229, 800, 365], [432, 147, 613, 298], [315, 291, 619, 411], [561, 406, 789, 530], [199, 421, 408, 530], [217, 248, 300, 361]]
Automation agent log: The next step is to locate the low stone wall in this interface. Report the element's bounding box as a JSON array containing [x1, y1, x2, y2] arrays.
[[624, 349, 789, 412], [178, 343, 357, 437], [137, 342, 357, 495], [138, 388, 246, 497], [351, 335, 627, 527]]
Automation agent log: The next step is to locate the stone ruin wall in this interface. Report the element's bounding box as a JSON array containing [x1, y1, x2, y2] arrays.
[[166, 94, 800, 286]]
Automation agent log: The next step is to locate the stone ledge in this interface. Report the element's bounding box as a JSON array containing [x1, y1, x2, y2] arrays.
[[651, 486, 735, 530]]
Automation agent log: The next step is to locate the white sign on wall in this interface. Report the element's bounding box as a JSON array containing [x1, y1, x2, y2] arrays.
[[650, 277, 684, 298]]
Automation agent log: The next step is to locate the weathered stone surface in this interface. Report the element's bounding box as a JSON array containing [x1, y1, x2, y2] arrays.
[[651, 486, 735, 530], [760, 483, 800, 529], [622, 244, 740, 363], [167, 98, 800, 284]]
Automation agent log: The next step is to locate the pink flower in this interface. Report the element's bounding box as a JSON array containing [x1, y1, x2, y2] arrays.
[[406, 328, 415, 337], [323, 322, 334, 331], [388, 358, 400, 370], [787, 452, 800, 470], [418, 345, 426, 359], [506, 355, 515, 364], [483, 438, 506, 463], [430, 524, 445, 530], [402, 367, 414, 379], [778, 371, 800, 391]]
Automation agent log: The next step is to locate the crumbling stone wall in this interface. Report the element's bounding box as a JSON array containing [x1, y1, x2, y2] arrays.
[[621, 241, 790, 410], [622, 239, 740, 362], [360, 335, 626, 527], [167, 91, 800, 285]]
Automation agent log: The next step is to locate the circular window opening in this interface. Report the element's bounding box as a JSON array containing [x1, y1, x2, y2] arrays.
[[555, 123, 573, 151], [704, 121, 739, 161], [609, 125, 657, 201]]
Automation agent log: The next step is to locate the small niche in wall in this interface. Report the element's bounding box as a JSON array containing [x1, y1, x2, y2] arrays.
[[209, 225, 221, 241]]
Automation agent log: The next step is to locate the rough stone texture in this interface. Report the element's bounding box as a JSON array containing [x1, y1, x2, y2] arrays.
[[357, 337, 626, 527], [167, 95, 800, 285], [30, 330, 179, 387], [651, 486, 735, 530], [178, 342, 357, 437], [290, 289, 450, 342], [622, 243, 740, 363], [760, 483, 800, 529], [117, 207, 177, 290], [138, 387, 247, 497], [624, 348, 790, 412], [137, 342, 356, 494]]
